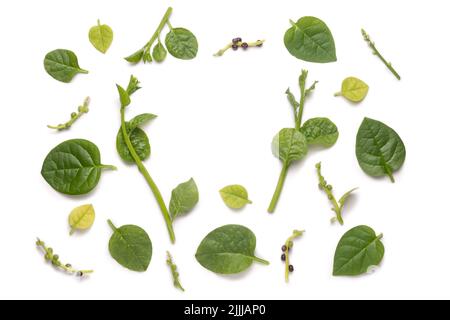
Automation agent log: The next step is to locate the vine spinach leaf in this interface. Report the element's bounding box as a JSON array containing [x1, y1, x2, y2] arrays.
[[165, 27, 198, 60], [356, 118, 406, 182], [153, 41, 168, 62], [107, 220, 152, 272], [219, 185, 252, 210], [41, 139, 116, 195], [89, 20, 113, 54], [300, 117, 339, 147], [169, 178, 199, 219], [335, 77, 369, 102], [44, 49, 88, 83], [284, 16, 337, 63], [333, 225, 384, 276], [195, 225, 269, 274], [272, 128, 308, 163], [69, 204, 95, 235]]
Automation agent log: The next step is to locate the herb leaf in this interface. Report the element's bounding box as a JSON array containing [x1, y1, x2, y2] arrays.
[[300, 117, 339, 147], [107, 220, 152, 272], [44, 49, 88, 83], [335, 77, 369, 102], [195, 225, 269, 275], [153, 41, 168, 62], [89, 20, 113, 54], [284, 17, 337, 63], [128, 113, 157, 130], [165, 27, 198, 60], [41, 139, 116, 195], [333, 225, 384, 276], [169, 178, 199, 219], [356, 118, 406, 182], [272, 128, 308, 164], [116, 125, 150, 163], [68, 204, 95, 235], [219, 185, 252, 210]]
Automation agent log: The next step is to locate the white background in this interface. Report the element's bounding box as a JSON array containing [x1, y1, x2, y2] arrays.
[[0, 0, 448, 300]]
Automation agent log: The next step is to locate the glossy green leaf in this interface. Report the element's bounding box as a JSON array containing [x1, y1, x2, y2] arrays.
[[89, 20, 113, 54], [300, 117, 339, 147], [116, 85, 130, 107], [356, 118, 406, 182], [124, 48, 144, 64], [44, 49, 88, 83], [69, 204, 95, 235], [107, 220, 152, 272], [335, 77, 369, 102], [219, 185, 252, 209], [284, 16, 337, 63], [272, 128, 308, 164], [165, 27, 198, 60], [195, 225, 269, 275], [152, 41, 167, 62], [116, 125, 150, 163], [41, 139, 116, 195], [128, 113, 157, 130], [169, 178, 199, 219], [333, 225, 384, 276]]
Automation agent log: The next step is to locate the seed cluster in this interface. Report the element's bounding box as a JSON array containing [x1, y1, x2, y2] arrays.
[[281, 243, 294, 273]]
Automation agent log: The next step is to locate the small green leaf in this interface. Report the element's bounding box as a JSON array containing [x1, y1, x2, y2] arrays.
[[300, 117, 339, 147], [356, 118, 406, 182], [116, 125, 150, 163], [128, 113, 157, 130], [333, 225, 384, 276], [41, 139, 116, 195], [165, 27, 198, 60], [124, 49, 144, 64], [338, 188, 358, 207], [107, 220, 152, 272], [69, 204, 95, 235], [44, 49, 88, 83], [284, 16, 337, 63], [116, 85, 130, 107], [219, 185, 252, 210], [169, 178, 199, 219], [335, 77, 369, 102], [89, 20, 113, 54], [152, 41, 168, 62], [195, 225, 269, 274], [285, 88, 299, 110], [272, 128, 308, 164]]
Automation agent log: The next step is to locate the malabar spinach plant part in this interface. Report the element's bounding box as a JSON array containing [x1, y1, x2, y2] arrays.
[[214, 37, 264, 56], [48, 97, 90, 131], [281, 230, 304, 282], [268, 70, 338, 213], [44, 49, 88, 83]]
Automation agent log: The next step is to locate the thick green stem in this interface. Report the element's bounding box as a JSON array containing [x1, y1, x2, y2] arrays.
[[268, 162, 289, 213], [143, 7, 172, 52], [120, 107, 175, 243]]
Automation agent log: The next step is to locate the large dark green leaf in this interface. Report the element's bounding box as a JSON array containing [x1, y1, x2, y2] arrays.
[[300, 117, 339, 147], [165, 27, 198, 60], [284, 16, 337, 63], [44, 49, 88, 83], [356, 118, 406, 182], [333, 225, 384, 276], [41, 139, 115, 195], [195, 225, 269, 274]]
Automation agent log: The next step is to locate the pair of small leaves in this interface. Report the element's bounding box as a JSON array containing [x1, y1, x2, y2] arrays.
[[284, 16, 337, 63], [107, 220, 152, 272], [69, 204, 95, 235], [41, 139, 116, 195], [333, 225, 384, 276], [335, 77, 369, 103], [89, 20, 113, 54], [116, 113, 157, 163], [356, 118, 406, 182], [219, 185, 252, 210], [195, 225, 269, 275], [169, 178, 199, 220], [44, 49, 88, 83]]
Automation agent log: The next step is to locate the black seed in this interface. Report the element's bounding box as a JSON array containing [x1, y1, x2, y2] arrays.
[[281, 254, 286, 261], [282, 245, 287, 252], [289, 265, 294, 272], [232, 37, 242, 44], [241, 42, 249, 49], [77, 271, 83, 277], [232, 44, 239, 51]]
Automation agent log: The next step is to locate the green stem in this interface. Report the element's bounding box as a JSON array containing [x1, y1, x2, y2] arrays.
[[120, 107, 176, 243], [99, 164, 117, 170], [334, 92, 342, 97], [48, 97, 90, 131], [107, 219, 117, 231], [213, 40, 265, 57], [252, 256, 270, 265], [268, 162, 289, 213]]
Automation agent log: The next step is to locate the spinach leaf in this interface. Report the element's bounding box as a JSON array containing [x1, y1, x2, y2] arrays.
[[153, 41, 168, 62], [195, 225, 269, 274], [68, 204, 95, 235], [271, 128, 308, 164], [169, 178, 199, 219], [107, 220, 152, 272], [125, 48, 144, 64], [356, 118, 406, 182], [300, 117, 339, 147], [165, 27, 198, 60], [284, 16, 337, 63], [41, 139, 116, 195], [89, 20, 113, 54], [44, 49, 88, 83], [335, 77, 369, 102], [333, 225, 384, 276], [219, 185, 252, 210]]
